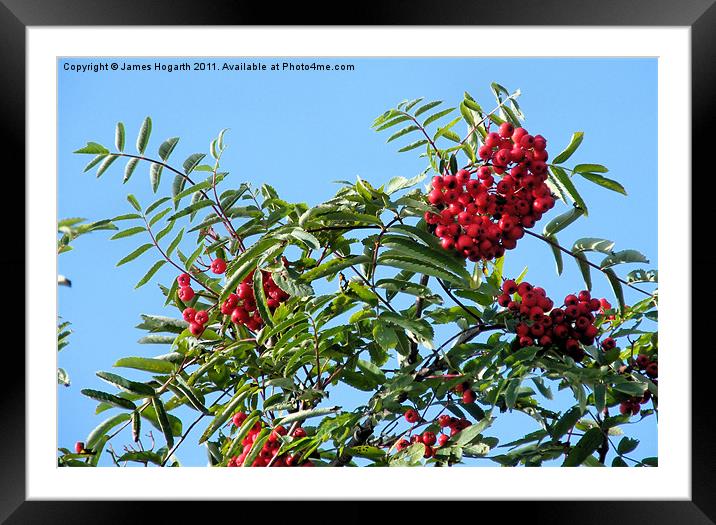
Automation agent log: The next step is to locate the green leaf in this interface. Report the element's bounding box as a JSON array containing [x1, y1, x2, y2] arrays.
[[115, 122, 125, 151], [573, 163, 608, 173], [573, 238, 615, 254], [74, 142, 109, 155], [159, 137, 180, 161], [600, 250, 649, 269], [543, 207, 584, 236], [116, 243, 153, 267], [386, 125, 419, 143], [150, 163, 163, 193], [617, 437, 639, 455], [545, 235, 564, 275], [183, 153, 206, 175], [613, 381, 646, 397], [378, 253, 465, 286], [414, 100, 442, 117], [398, 139, 429, 153], [562, 427, 603, 466], [123, 158, 140, 183], [551, 407, 582, 440], [96, 371, 155, 396], [549, 166, 588, 215], [451, 417, 494, 446], [96, 154, 119, 178], [356, 359, 386, 385], [136, 117, 152, 154], [275, 406, 341, 426], [57, 368, 70, 386], [135, 260, 167, 289], [151, 396, 174, 449], [379, 311, 433, 343], [86, 413, 131, 449], [168, 199, 213, 221], [374, 115, 412, 132], [81, 389, 137, 410], [220, 238, 283, 301], [553, 131, 584, 164], [110, 226, 146, 240], [299, 255, 370, 284], [126, 194, 141, 211], [83, 154, 107, 173], [252, 269, 273, 328], [579, 173, 627, 195], [272, 267, 314, 297], [422, 107, 455, 127], [604, 269, 626, 313], [225, 411, 261, 459], [198, 387, 251, 444], [114, 356, 177, 374], [381, 236, 470, 282], [594, 383, 606, 414], [166, 228, 184, 257]]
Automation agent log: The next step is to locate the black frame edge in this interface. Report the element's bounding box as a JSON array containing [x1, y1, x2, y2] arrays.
[[5, 0, 714, 522]]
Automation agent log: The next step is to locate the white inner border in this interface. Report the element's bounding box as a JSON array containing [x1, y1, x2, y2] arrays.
[[28, 27, 690, 500]]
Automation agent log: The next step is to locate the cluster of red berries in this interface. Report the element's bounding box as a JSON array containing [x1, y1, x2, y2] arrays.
[[226, 412, 313, 467], [176, 258, 227, 304], [398, 410, 473, 458], [182, 305, 209, 337], [498, 280, 609, 362], [220, 270, 289, 332], [424, 123, 555, 261], [635, 354, 658, 379], [619, 390, 652, 416]]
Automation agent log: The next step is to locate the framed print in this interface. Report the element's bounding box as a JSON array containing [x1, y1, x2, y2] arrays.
[[4, 0, 713, 522]]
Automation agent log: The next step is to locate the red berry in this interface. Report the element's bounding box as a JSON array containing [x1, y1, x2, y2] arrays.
[[498, 122, 515, 138], [75, 441, 84, 454], [437, 433, 449, 447], [177, 273, 191, 287], [396, 439, 410, 451], [178, 286, 195, 302], [232, 412, 248, 427], [437, 415, 451, 428], [189, 322, 204, 337], [404, 408, 420, 424], [210, 258, 227, 274], [182, 307, 196, 322], [462, 389, 477, 404], [502, 279, 518, 294], [194, 310, 209, 325], [421, 431, 437, 446], [645, 362, 658, 378], [292, 427, 307, 438], [601, 337, 616, 350]]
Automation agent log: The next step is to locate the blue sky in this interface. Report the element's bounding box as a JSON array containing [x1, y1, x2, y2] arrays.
[[58, 57, 657, 467]]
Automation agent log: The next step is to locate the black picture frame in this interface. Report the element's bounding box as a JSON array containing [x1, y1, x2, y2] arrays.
[[4, 1, 711, 522]]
